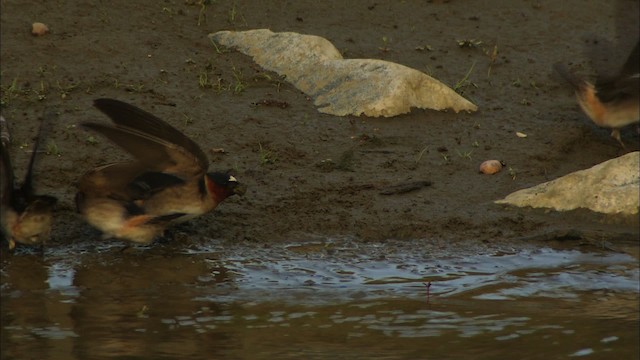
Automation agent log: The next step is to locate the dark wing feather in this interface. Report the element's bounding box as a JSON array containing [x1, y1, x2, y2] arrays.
[[0, 141, 15, 208], [21, 110, 58, 201], [596, 40, 640, 103], [21, 117, 44, 200], [77, 162, 149, 203], [1, 111, 57, 215], [82, 123, 181, 170], [127, 171, 185, 200], [619, 40, 639, 77], [93, 98, 209, 172]]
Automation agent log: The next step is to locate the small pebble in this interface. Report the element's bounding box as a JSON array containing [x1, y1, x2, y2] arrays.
[[479, 160, 503, 175], [32, 22, 49, 36]]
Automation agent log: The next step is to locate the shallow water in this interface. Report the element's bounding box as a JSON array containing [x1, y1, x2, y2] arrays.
[[1, 239, 638, 359]]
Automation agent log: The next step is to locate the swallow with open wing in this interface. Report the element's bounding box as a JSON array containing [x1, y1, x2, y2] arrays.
[[76, 99, 245, 244]]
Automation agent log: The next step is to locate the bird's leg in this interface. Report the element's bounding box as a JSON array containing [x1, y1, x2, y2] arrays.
[[611, 129, 626, 149]]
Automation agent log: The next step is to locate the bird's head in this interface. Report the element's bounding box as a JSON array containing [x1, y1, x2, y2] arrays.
[[205, 172, 246, 202]]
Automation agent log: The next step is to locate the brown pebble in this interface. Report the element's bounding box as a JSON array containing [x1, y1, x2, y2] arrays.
[[479, 160, 503, 175], [31, 22, 49, 36]]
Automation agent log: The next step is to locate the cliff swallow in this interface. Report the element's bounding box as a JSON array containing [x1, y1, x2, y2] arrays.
[[554, 40, 639, 147], [76, 98, 245, 244], [1, 114, 58, 250]]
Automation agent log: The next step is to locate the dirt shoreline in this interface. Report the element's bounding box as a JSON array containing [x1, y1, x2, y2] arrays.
[[1, 0, 638, 250]]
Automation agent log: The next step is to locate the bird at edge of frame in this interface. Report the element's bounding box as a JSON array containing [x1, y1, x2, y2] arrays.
[[1, 113, 58, 251], [76, 98, 246, 245], [554, 40, 639, 148]]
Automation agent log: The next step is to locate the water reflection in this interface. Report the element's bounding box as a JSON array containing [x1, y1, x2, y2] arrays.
[[1, 241, 638, 359], [67, 252, 235, 359]]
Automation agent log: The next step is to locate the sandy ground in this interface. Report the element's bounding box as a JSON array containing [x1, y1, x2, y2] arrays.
[[1, 0, 638, 250]]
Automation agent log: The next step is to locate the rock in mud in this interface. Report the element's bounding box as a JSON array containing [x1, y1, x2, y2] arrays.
[[496, 151, 640, 215], [31, 22, 49, 36], [209, 29, 478, 117]]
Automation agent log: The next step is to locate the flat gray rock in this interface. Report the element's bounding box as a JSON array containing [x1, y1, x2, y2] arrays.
[[209, 29, 478, 117], [496, 151, 639, 215]]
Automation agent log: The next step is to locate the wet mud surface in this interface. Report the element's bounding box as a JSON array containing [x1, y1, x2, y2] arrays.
[[1, 0, 639, 359]]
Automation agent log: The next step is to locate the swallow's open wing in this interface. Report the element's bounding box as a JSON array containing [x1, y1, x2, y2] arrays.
[[77, 161, 184, 203], [82, 122, 202, 174], [92, 98, 210, 175], [20, 113, 50, 201], [596, 40, 640, 103], [620, 40, 639, 78]]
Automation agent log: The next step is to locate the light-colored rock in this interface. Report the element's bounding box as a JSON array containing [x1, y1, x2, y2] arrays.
[[211, 29, 343, 69], [496, 151, 640, 215], [209, 29, 477, 117]]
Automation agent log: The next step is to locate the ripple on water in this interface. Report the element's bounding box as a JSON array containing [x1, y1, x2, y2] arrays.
[[1, 240, 638, 359]]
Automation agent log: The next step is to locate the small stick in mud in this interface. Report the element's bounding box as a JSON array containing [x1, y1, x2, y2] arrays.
[[379, 180, 431, 195], [423, 282, 432, 303]]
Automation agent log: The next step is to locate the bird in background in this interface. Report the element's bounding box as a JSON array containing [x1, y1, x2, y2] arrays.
[[1, 113, 58, 250], [76, 98, 245, 245], [554, 40, 639, 147]]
